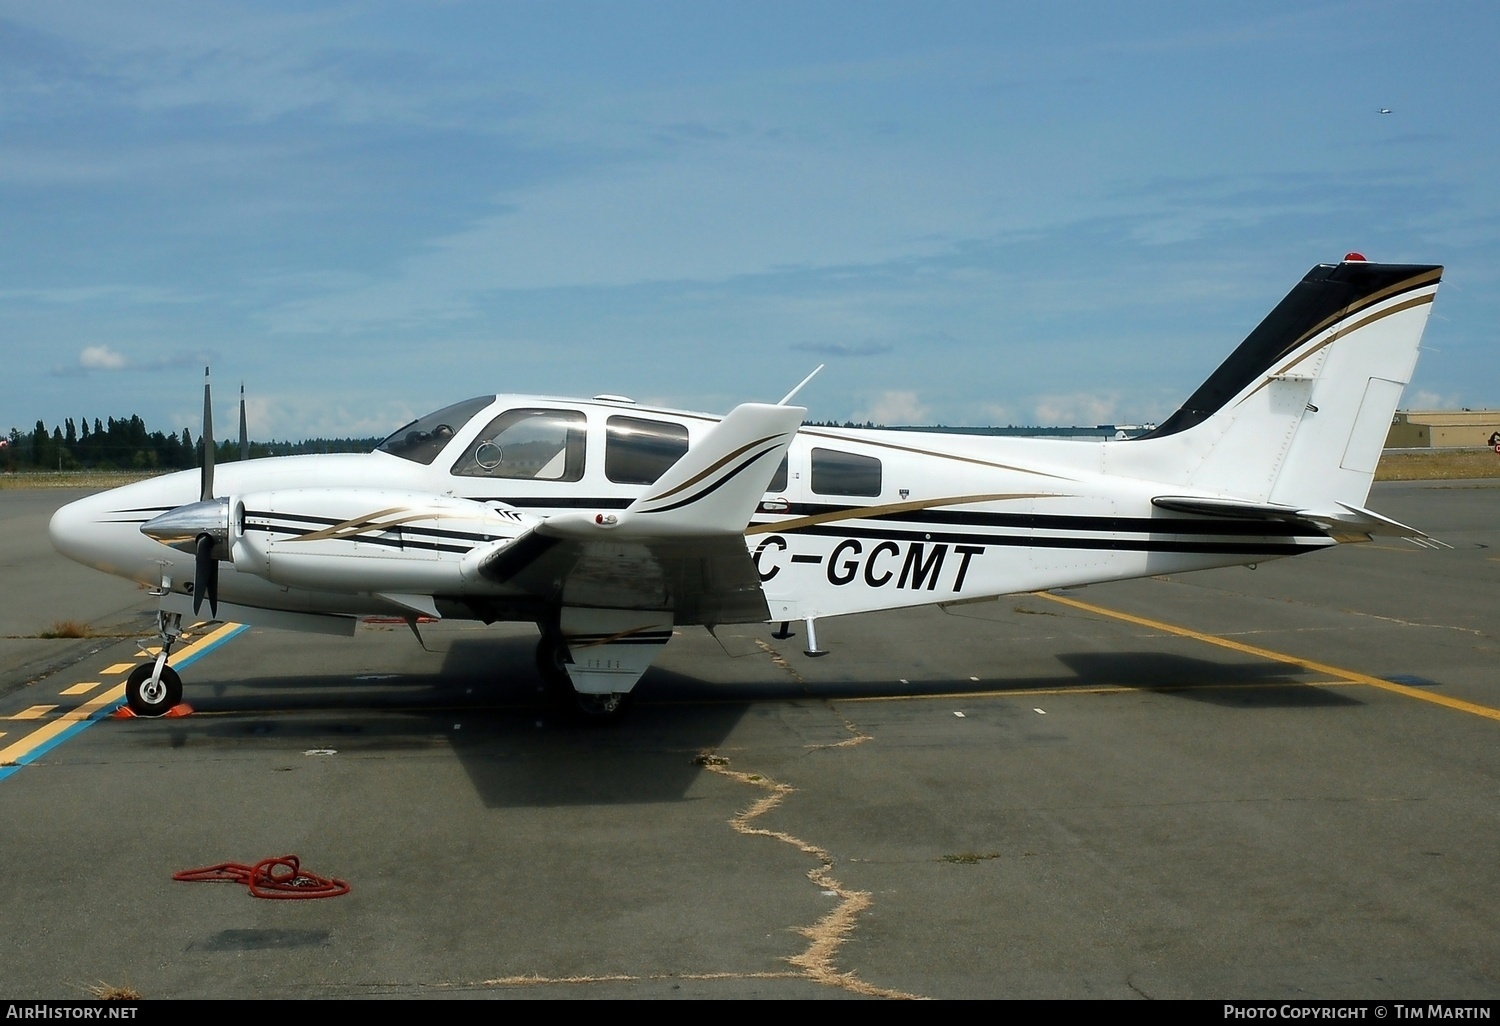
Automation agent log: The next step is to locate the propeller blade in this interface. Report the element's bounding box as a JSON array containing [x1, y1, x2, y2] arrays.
[[201, 367, 215, 501], [193, 533, 219, 619], [239, 383, 249, 462]]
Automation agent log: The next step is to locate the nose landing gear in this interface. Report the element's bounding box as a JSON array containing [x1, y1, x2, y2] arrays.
[[124, 611, 186, 717]]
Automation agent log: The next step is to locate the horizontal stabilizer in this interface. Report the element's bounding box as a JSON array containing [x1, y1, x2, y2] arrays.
[[468, 401, 804, 625], [1153, 494, 1438, 546], [1304, 502, 1442, 546], [1152, 495, 1312, 523], [545, 402, 805, 540]]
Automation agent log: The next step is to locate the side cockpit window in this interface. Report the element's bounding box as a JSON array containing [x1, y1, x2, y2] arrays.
[[452, 408, 586, 481], [811, 447, 882, 497], [378, 396, 494, 465], [606, 416, 689, 485]]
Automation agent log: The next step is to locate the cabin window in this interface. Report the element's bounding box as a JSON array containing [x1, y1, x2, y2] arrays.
[[767, 456, 788, 492], [378, 395, 494, 465], [452, 408, 586, 481], [606, 416, 689, 485], [811, 448, 882, 497]]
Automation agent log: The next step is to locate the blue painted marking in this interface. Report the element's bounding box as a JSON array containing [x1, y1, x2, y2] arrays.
[[0, 623, 250, 783]]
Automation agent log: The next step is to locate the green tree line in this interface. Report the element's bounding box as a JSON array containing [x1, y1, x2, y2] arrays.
[[2, 416, 379, 472]]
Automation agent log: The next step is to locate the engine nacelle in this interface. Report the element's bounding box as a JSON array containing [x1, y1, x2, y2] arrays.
[[230, 488, 535, 595]]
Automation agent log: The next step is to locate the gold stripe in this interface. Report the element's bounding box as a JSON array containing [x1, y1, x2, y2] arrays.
[[1037, 592, 1500, 724], [1276, 292, 1433, 376], [745, 492, 1058, 536], [1234, 291, 1435, 408], [567, 624, 672, 649], [798, 430, 1078, 481], [1276, 267, 1441, 359], [289, 506, 484, 543], [288, 506, 410, 542]]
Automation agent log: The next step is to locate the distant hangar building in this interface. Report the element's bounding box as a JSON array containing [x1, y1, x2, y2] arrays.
[[1385, 410, 1500, 449]]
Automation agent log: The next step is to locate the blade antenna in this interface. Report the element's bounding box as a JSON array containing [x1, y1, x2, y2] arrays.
[[201, 367, 214, 501], [778, 364, 824, 406], [239, 383, 249, 461]]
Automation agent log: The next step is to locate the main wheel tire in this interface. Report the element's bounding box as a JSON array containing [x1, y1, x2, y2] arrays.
[[534, 632, 571, 693], [125, 663, 183, 717]]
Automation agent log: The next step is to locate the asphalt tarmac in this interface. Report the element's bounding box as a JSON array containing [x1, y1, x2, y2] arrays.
[[2, 481, 1498, 1000]]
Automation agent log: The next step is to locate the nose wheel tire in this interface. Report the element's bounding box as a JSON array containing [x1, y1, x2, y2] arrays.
[[125, 663, 183, 717]]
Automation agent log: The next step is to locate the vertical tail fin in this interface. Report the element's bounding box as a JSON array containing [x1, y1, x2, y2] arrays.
[[1129, 259, 1442, 511]]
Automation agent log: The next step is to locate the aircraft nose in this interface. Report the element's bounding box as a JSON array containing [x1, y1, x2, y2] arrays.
[[49, 491, 146, 578], [50, 493, 107, 567]]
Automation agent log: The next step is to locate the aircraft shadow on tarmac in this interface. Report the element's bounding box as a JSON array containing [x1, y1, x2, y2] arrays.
[[142, 633, 1358, 808]]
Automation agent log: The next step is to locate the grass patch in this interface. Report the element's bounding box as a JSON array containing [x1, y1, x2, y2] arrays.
[[0, 470, 165, 490], [38, 619, 92, 639], [941, 852, 1002, 865], [1376, 449, 1500, 481]]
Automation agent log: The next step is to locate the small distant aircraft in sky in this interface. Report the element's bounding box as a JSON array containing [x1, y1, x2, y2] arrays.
[[1378, 108, 1393, 115], [50, 257, 1443, 721]]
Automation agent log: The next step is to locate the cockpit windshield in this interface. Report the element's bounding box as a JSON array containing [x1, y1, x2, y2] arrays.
[[376, 396, 494, 465]]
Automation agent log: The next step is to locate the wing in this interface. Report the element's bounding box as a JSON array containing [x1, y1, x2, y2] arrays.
[[470, 402, 805, 625]]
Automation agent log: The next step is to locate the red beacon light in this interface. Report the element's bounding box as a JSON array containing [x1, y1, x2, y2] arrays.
[[1343, 252, 1367, 262]]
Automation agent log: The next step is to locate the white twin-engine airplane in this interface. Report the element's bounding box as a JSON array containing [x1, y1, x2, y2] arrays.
[[50, 257, 1441, 720]]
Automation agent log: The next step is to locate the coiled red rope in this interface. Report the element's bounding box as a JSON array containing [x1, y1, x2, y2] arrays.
[[174, 855, 349, 899]]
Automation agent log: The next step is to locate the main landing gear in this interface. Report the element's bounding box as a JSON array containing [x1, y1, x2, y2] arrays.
[[125, 611, 185, 717], [534, 631, 631, 722]]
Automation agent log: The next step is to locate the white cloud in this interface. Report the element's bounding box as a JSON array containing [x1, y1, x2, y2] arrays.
[[1032, 392, 1122, 427], [858, 390, 928, 426], [79, 345, 128, 370], [1403, 389, 1463, 411]]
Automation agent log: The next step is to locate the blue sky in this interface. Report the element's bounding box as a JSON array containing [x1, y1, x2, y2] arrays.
[[3, 1, 1497, 441]]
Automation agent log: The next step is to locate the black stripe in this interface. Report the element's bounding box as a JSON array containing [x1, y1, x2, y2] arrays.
[[641, 444, 780, 515], [486, 496, 633, 510], [243, 510, 501, 546], [760, 502, 1312, 537], [569, 634, 674, 646], [779, 522, 1323, 556], [244, 522, 474, 556]]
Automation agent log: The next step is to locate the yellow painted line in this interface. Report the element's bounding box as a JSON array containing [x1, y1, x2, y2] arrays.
[[0, 622, 243, 766], [12, 706, 56, 720], [1038, 592, 1500, 724], [61, 681, 101, 696], [838, 679, 1355, 705], [101, 663, 134, 675]]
